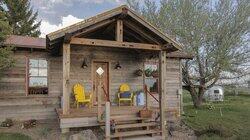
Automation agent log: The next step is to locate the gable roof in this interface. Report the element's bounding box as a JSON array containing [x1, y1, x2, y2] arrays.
[[46, 5, 182, 50], [4, 35, 46, 49]]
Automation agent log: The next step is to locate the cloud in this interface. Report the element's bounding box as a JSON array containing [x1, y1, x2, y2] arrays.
[[31, 0, 125, 24], [40, 15, 82, 37]]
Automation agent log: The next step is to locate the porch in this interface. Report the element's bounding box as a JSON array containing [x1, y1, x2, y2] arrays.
[[46, 5, 183, 139]]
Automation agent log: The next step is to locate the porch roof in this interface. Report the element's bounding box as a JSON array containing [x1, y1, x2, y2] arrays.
[[46, 5, 183, 51]]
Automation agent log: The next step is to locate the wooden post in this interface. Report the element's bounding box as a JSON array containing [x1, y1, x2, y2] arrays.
[[159, 51, 167, 140], [97, 76, 102, 122], [105, 102, 111, 140], [179, 61, 183, 115], [62, 43, 70, 115], [116, 20, 123, 42], [146, 86, 149, 108]]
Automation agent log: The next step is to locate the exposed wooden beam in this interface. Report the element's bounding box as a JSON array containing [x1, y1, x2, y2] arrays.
[[73, 19, 115, 38], [116, 20, 123, 42], [127, 10, 181, 50], [123, 29, 147, 43], [159, 51, 167, 139], [70, 37, 162, 51], [124, 21, 161, 45], [102, 23, 115, 35], [63, 43, 70, 116], [64, 33, 72, 43]]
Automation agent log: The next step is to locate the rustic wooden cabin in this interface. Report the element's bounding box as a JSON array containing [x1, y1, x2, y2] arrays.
[[0, 5, 193, 139]]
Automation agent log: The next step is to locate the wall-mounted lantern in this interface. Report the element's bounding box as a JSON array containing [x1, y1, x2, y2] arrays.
[[115, 61, 122, 70], [81, 58, 88, 69]]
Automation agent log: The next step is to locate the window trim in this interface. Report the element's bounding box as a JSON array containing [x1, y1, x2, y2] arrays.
[[143, 60, 159, 94], [26, 57, 49, 96]]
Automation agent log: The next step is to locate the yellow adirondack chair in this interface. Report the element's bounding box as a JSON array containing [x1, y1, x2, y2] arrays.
[[118, 84, 133, 106], [73, 84, 92, 108]]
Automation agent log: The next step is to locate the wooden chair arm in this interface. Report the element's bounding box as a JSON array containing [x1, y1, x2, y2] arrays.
[[118, 92, 120, 99]]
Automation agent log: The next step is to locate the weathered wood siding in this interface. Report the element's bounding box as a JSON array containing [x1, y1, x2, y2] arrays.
[[0, 50, 60, 121], [148, 58, 181, 121], [69, 45, 144, 103], [0, 46, 182, 122]]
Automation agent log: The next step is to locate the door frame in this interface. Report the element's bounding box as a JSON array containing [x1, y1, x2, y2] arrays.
[[91, 59, 110, 105]]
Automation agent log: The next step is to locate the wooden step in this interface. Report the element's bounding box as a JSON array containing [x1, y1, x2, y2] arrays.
[[112, 116, 150, 122], [110, 129, 161, 138], [115, 122, 158, 129]]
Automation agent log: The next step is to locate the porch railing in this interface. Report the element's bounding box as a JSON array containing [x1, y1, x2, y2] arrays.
[[144, 85, 159, 103], [102, 86, 110, 102]]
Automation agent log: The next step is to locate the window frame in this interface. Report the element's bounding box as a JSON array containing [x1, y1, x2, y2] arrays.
[[26, 57, 49, 96], [143, 60, 159, 94]]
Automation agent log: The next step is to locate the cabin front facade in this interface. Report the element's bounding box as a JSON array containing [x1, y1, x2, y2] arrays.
[[0, 5, 192, 139]]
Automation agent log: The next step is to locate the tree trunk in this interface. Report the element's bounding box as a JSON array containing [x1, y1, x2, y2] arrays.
[[188, 86, 205, 108]]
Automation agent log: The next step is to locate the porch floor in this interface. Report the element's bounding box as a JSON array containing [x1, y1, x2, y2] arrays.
[[56, 106, 159, 119]]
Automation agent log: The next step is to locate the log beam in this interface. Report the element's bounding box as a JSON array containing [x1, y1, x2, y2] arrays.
[[73, 19, 116, 38], [116, 20, 123, 42], [70, 37, 161, 51], [62, 43, 70, 115], [159, 51, 167, 139], [124, 21, 161, 45]]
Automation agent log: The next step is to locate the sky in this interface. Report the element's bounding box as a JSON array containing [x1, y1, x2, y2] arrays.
[[30, 0, 128, 37]]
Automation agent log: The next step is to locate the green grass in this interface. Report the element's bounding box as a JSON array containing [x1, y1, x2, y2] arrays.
[[0, 133, 31, 140], [182, 92, 250, 140]]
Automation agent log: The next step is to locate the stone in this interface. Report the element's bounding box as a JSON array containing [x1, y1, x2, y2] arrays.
[[69, 129, 97, 140]]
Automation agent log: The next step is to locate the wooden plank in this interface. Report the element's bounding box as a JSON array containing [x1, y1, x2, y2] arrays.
[[124, 21, 161, 45], [62, 43, 70, 115], [105, 102, 110, 140], [110, 129, 161, 138], [127, 10, 181, 50], [116, 20, 123, 42], [111, 117, 149, 122], [159, 51, 167, 139], [115, 122, 157, 129], [70, 37, 161, 51], [60, 117, 98, 128], [73, 19, 116, 37], [97, 82, 102, 122]]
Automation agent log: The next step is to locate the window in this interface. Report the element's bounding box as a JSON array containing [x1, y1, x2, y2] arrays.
[[214, 90, 219, 94], [28, 59, 48, 95], [144, 62, 159, 94]]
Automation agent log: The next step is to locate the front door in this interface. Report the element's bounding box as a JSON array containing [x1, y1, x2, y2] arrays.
[[93, 61, 109, 104]]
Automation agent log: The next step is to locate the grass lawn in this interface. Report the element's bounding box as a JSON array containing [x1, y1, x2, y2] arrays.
[[182, 92, 250, 140], [0, 133, 31, 140]]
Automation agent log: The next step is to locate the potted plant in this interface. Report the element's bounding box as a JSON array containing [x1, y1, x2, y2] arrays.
[[144, 68, 152, 77], [151, 70, 159, 78]]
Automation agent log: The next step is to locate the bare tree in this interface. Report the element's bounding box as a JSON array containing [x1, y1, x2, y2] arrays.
[[127, 0, 250, 107]]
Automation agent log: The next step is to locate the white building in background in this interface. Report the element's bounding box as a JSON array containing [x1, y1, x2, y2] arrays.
[[204, 86, 224, 101]]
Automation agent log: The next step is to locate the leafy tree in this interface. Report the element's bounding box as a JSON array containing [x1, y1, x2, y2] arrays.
[[0, 8, 14, 76], [2, 0, 41, 37], [128, 0, 250, 107]]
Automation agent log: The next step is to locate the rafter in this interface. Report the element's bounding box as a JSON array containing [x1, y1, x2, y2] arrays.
[[124, 21, 161, 45], [73, 19, 115, 38]]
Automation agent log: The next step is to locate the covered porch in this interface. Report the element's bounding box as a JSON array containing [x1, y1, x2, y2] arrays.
[[47, 5, 182, 139]]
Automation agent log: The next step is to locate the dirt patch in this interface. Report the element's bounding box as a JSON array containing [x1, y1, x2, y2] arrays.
[[168, 121, 197, 140], [0, 119, 61, 140], [0, 119, 196, 140]]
